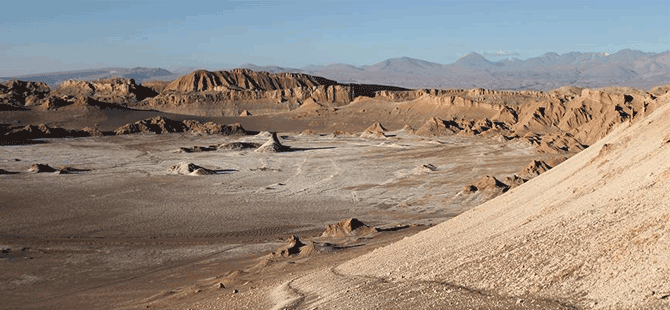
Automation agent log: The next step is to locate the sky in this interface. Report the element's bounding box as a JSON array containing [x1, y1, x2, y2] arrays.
[[1, 0, 668, 75]]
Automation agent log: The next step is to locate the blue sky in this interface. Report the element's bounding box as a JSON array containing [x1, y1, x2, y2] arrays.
[[1, 0, 668, 75]]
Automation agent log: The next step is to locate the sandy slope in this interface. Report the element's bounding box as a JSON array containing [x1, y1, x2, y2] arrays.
[[284, 96, 670, 309]]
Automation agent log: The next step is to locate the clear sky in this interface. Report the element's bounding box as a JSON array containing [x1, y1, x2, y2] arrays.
[[1, 0, 668, 75]]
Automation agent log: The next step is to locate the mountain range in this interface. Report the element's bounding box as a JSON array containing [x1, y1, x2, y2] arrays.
[[240, 49, 670, 91], [2, 49, 668, 91]]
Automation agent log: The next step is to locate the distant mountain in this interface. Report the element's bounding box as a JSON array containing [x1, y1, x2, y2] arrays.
[[0, 67, 175, 86], [362, 57, 443, 73], [303, 63, 362, 72], [3, 49, 668, 91], [296, 49, 670, 90], [122, 67, 174, 81], [237, 64, 303, 74], [451, 53, 504, 69], [234, 50, 670, 90]]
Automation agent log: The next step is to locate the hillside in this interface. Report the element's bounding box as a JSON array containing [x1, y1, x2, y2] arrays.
[[284, 93, 670, 309]]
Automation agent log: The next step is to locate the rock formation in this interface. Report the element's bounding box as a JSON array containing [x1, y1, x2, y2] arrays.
[[321, 218, 378, 238], [414, 117, 454, 137], [462, 175, 509, 194], [360, 122, 387, 138], [255, 132, 291, 153], [0, 80, 50, 107], [520, 160, 553, 178], [138, 69, 355, 116], [114, 116, 246, 136], [167, 162, 216, 176], [398, 86, 657, 154], [164, 69, 338, 92], [34, 77, 159, 110], [27, 163, 57, 173], [272, 235, 309, 257], [3, 124, 93, 140]]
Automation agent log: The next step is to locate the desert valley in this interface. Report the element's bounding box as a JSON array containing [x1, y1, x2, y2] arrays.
[[1, 52, 670, 309]]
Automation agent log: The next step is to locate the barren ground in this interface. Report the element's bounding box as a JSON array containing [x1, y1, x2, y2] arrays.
[[0, 128, 540, 309]]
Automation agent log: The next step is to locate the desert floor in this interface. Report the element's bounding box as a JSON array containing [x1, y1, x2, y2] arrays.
[[0, 128, 544, 309]]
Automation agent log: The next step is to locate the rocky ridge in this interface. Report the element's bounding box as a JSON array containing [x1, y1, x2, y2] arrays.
[[113, 116, 246, 136], [2, 68, 667, 155]]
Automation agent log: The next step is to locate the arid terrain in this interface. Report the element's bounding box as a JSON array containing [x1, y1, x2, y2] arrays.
[[1, 68, 669, 309]]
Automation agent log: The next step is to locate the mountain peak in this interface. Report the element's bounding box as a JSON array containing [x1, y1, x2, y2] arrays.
[[541, 52, 560, 58], [454, 52, 501, 69], [365, 56, 443, 73]]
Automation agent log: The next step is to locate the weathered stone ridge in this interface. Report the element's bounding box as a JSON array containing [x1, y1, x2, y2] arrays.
[[163, 68, 340, 92]]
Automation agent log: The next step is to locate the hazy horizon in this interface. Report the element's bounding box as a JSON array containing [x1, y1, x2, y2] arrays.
[[2, 48, 669, 78]]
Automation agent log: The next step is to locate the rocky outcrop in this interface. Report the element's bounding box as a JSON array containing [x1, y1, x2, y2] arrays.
[[27, 163, 57, 173], [0, 77, 160, 110], [136, 69, 413, 116], [272, 235, 309, 257], [165, 69, 337, 93], [506, 88, 655, 152], [374, 88, 467, 101], [3, 124, 93, 140], [321, 218, 378, 238], [407, 86, 658, 154], [114, 116, 246, 136], [462, 175, 509, 194], [139, 83, 354, 116], [114, 116, 188, 135], [183, 120, 246, 135], [491, 106, 518, 123], [0, 80, 50, 107], [164, 68, 339, 92], [415, 117, 455, 137], [360, 122, 387, 138], [255, 132, 292, 153], [167, 162, 217, 176], [47, 77, 158, 108], [520, 160, 553, 178], [415, 116, 502, 137], [374, 88, 555, 105]]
